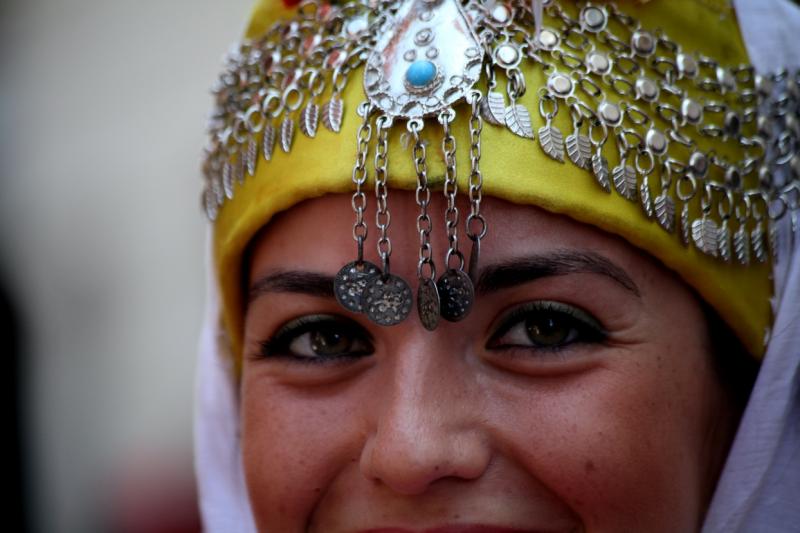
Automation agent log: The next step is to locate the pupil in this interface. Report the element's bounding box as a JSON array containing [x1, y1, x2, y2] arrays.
[[526, 313, 569, 346], [311, 328, 349, 355]]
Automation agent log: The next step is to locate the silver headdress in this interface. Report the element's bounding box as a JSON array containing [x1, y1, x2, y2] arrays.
[[202, 0, 800, 329]]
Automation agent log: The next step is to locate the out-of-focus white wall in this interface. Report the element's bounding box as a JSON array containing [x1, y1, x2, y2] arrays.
[[0, 0, 250, 530]]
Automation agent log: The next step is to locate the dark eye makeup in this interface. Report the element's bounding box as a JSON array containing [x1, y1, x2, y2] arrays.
[[486, 300, 607, 353], [254, 301, 607, 365], [257, 314, 374, 364]]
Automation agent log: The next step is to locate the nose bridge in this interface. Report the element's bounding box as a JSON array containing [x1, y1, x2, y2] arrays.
[[359, 333, 491, 495]]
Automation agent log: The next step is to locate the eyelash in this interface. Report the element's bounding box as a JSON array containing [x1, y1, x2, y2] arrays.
[[486, 300, 607, 353], [257, 314, 374, 365], [255, 301, 606, 365]]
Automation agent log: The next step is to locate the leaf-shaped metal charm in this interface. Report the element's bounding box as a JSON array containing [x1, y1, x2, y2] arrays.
[[640, 180, 653, 218], [481, 91, 506, 126], [539, 124, 565, 162], [752, 222, 767, 263], [203, 187, 218, 221], [222, 161, 234, 200], [566, 132, 592, 169], [246, 138, 258, 177], [654, 193, 675, 232], [591, 150, 611, 192], [321, 96, 344, 133], [612, 164, 637, 201], [692, 217, 719, 257], [718, 222, 731, 262], [505, 104, 535, 139], [734, 225, 750, 265], [769, 222, 779, 264], [262, 123, 276, 161], [299, 103, 319, 138], [280, 116, 295, 153], [680, 203, 691, 246]]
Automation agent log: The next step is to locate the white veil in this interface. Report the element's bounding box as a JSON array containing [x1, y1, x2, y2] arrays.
[[194, 2, 800, 531]]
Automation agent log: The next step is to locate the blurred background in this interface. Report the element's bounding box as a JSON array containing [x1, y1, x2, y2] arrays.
[[1, 0, 250, 530]]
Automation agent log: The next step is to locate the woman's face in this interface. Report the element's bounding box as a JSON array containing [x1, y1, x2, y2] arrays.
[[241, 192, 733, 532]]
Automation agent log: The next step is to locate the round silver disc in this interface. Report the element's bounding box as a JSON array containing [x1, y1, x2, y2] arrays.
[[586, 51, 611, 75], [581, 6, 607, 32], [334, 260, 380, 313], [362, 274, 413, 326], [417, 278, 440, 331], [437, 269, 474, 322]]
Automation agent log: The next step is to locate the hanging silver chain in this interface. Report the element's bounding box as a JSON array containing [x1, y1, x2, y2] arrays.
[[374, 114, 393, 273], [410, 118, 435, 282], [440, 108, 463, 270], [466, 90, 487, 281], [351, 101, 374, 261]]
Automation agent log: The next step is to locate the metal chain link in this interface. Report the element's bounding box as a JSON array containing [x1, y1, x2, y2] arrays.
[[351, 101, 373, 261], [409, 118, 435, 281], [439, 108, 463, 270], [374, 114, 392, 273]]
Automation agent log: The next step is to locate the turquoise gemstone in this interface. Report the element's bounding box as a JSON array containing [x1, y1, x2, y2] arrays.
[[405, 60, 437, 88]]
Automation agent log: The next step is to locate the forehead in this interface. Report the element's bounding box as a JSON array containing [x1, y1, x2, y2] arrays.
[[247, 191, 657, 282]]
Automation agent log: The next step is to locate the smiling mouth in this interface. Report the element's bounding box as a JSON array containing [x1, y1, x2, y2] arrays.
[[361, 526, 555, 533]]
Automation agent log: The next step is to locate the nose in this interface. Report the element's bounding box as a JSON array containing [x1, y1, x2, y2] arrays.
[[359, 336, 492, 496]]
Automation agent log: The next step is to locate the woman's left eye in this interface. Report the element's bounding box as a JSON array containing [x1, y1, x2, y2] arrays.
[[487, 301, 606, 352], [258, 315, 374, 363]]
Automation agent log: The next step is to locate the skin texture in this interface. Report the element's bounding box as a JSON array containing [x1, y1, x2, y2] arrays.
[[240, 192, 735, 533]]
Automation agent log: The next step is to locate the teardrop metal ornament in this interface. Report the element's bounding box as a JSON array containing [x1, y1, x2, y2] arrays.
[[680, 203, 691, 247], [417, 278, 440, 331], [640, 180, 654, 218], [612, 164, 638, 201], [481, 91, 507, 126], [505, 103, 535, 139], [280, 116, 295, 153], [752, 222, 767, 263], [246, 138, 258, 177], [299, 103, 320, 138], [718, 221, 732, 262], [566, 131, 592, 169], [734, 225, 751, 265], [654, 193, 675, 233], [692, 217, 720, 257], [321, 96, 344, 132], [334, 260, 381, 313], [769, 222, 779, 264], [364, 0, 482, 119], [437, 269, 474, 322], [222, 161, 234, 200], [262, 123, 277, 161], [591, 150, 611, 192], [362, 274, 414, 326], [539, 123, 565, 162]]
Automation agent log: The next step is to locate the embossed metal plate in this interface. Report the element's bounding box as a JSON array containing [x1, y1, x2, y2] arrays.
[[362, 274, 413, 326], [417, 278, 440, 331], [437, 269, 474, 322], [334, 260, 381, 313]]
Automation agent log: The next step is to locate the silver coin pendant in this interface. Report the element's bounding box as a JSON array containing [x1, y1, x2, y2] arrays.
[[437, 269, 474, 322], [334, 260, 381, 313], [362, 274, 413, 326]]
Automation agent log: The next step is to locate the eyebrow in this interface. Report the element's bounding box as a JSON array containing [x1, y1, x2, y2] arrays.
[[247, 250, 640, 305], [248, 271, 335, 303], [475, 250, 640, 297]]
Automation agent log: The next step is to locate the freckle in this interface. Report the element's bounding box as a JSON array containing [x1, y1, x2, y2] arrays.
[[434, 465, 440, 472], [584, 460, 595, 473], [313, 487, 321, 493]]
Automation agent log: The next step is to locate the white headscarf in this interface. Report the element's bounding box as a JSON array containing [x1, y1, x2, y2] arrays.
[[194, 2, 800, 530]]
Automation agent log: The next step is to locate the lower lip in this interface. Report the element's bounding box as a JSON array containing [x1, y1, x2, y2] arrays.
[[362, 527, 541, 533]]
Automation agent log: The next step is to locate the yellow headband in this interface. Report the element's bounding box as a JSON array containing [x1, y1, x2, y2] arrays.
[[206, 0, 794, 365]]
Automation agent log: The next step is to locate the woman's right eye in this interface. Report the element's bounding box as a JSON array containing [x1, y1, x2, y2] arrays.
[[258, 315, 374, 363]]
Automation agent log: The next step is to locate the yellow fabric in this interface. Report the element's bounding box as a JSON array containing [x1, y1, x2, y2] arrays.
[[214, 0, 771, 368]]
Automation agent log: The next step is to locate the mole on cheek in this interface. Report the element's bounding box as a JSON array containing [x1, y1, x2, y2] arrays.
[[584, 460, 596, 473]]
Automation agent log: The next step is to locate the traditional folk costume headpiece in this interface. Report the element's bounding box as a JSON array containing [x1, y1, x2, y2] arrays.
[[202, 0, 799, 364], [195, 1, 800, 530]]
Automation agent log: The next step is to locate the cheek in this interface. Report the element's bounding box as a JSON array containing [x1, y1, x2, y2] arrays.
[[493, 349, 716, 531], [240, 378, 368, 529]]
